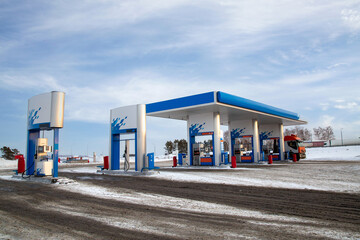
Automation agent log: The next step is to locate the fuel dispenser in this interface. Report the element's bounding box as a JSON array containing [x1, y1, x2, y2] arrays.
[[233, 144, 242, 163], [34, 138, 53, 176], [261, 138, 280, 161], [232, 136, 254, 163], [192, 143, 203, 166]]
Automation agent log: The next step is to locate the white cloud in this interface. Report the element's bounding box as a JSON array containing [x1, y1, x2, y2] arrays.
[[2, 0, 355, 60], [342, 8, 360, 32], [320, 115, 335, 127], [319, 103, 330, 111], [62, 70, 218, 123], [276, 70, 334, 85], [334, 101, 359, 110], [327, 63, 348, 69], [0, 74, 66, 92], [28, 0, 194, 35]]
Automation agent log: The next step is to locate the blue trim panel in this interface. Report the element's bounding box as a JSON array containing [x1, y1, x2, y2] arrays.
[[201, 162, 213, 166], [28, 122, 51, 130], [111, 134, 120, 170], [146, 92, 215, 114], [217, 92, 300, 120], [53, 129, 59, 177], [27, 130, 40, 175], [112, 128, 136, 135]]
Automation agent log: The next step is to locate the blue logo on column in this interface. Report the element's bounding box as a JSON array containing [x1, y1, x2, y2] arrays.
[[28, 107, 41, 128], [231, 128, 246, 138], [112, 116, 127, 132], [260, 131, 273, 140], [190, 123, 205, 135]]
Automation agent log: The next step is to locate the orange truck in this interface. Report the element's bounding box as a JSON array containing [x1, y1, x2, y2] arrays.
[[284, 134, 306, 160]]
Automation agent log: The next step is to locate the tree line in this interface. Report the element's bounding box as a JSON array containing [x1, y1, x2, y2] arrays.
[[284, 125, 335, 141], [164, 139, 187, 154], [1, 146, 20, 160], [164, 125, 335, 154]]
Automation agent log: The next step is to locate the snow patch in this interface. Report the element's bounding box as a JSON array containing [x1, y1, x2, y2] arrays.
[[55, 181, 358, 239], [305, 145, 360, 161], [0, 158, 17, 169]]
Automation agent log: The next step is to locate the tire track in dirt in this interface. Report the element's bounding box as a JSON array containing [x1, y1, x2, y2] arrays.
[[0, 179, 337, 240], [62, 172, 360, 232]]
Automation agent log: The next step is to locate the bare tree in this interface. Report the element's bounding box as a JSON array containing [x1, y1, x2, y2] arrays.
[[284, 126, 312, 141], [313, 127, 322, 140], [323, 126, 335, 140], [313, 126, 335, 140]]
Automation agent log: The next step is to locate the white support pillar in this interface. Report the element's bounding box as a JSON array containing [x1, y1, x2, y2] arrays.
[[228, 122, 232, 160], [187, 116, 191, 164], [252, 119, 260, 162], [213, 112, 221, 166], [279, 123, 285, 160], [137, 104, 146, 171]]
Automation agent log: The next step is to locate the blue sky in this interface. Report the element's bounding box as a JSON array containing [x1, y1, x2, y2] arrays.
[[1, 0, 360, 156]]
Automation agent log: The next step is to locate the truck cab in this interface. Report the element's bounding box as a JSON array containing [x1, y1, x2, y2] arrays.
[[284, 134, 306, 160]]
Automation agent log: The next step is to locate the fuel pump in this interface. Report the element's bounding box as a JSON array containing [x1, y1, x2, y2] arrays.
[[192, 143, 203, 166], [124, 140, 130, 172], [234, 144, 242, 163], [262, 144, 268, 160], [34, 138, 53, 176]]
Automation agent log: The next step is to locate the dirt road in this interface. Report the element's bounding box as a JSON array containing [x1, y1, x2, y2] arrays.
[[0, 162, 360, 239]]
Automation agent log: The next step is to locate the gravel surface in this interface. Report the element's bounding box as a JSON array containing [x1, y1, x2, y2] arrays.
[[0, 160, 359, 239]]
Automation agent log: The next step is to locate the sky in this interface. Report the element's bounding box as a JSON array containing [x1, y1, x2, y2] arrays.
[[1, 0, 360, 156]]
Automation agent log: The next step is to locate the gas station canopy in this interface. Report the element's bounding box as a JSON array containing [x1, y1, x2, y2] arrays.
[[146, 91, 307, 126]]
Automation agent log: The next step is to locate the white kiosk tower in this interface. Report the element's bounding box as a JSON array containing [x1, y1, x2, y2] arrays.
[[26, 91, 65, 178]]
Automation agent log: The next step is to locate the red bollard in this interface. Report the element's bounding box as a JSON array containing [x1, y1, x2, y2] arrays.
[[58, 158, 61, 163], [15, 155, 25, 174], [268, 155, 273, 164], [104, 156, 109, 170], [173, 156, 177, 167], [292, 153, 297, 162], [231, 156, 237, 168]]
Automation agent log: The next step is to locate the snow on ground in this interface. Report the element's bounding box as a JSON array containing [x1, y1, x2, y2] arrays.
[[305, 145, 360, 161], [0, 158, 17, 169], [52, 180, 357, 240], [3, 146, 360, 193], [153, 165, 360, 193], [58, 145, 360, 193], [1, 146, 360, 238]]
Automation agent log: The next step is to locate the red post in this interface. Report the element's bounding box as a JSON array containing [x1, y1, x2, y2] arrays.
[[15, 155, 25, 174], [104, 156, 109, 170], [268, 155, 273, 164], [173, 156, 177, 167], [292, 153, 297, 162], [231, 156, 237, 168]]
